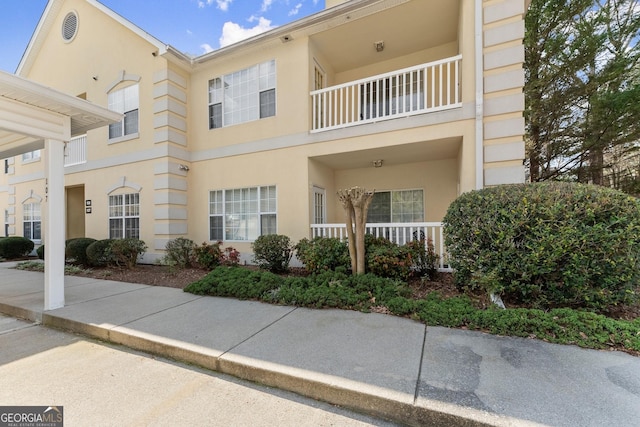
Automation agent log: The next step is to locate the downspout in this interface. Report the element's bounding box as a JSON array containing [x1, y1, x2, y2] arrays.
[[475, 0, 484, 190]]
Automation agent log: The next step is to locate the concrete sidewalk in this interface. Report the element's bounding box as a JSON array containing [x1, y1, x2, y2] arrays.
[[1, 263, 639, 427]]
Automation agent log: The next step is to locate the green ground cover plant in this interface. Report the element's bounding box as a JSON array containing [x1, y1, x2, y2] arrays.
[[185, 266, 640, 354]]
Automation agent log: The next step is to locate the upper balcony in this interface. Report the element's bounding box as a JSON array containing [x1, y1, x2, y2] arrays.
[[64, 134, 86, 167], [307, 0, 464, 133], [310, 55, 462, 132]]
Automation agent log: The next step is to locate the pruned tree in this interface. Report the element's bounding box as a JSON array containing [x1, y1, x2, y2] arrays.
[[337, 187, 375, 275]]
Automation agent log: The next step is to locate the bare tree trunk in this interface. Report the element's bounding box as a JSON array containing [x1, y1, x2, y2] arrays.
[[337, 190, 357, 273], [338, 187, 375, 275]]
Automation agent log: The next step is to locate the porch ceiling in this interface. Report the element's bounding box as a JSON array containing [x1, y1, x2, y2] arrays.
[[0, 71, 121, 158], [311, 0, 460, 73], [310, 136, 461, 170]]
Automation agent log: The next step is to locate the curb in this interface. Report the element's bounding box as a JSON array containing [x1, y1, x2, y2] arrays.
[[40, 311, 536, 427]]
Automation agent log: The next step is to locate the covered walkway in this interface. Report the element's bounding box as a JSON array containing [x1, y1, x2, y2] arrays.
[[0, 70, 120, 309]]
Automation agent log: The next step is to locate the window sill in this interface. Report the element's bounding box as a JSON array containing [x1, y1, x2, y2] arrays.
[[108, 132, 139, 145]]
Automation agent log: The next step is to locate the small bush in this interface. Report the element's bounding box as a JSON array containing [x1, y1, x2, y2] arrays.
[[36, 245, 45, 260], [163, 237, 196, 268], [365, 236, 412, 280], [65, 238, 97, 266], [222, 246, 240, 266], [252, 234, 293, 273], [295, 237, 350, 273], [110, 238, 147, 269], [194, 241, 223, 269], [406, 238, 439, 279], [443, 182, 640, 311], [86, 239, 115, 267], [0, 236, 34, 259]]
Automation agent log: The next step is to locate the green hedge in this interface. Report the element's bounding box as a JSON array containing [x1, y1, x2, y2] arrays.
[[65, 238, 97, 266], [0, 237, 34, 259], [443, 182, 640, 311], [86, 239, 115, 267]]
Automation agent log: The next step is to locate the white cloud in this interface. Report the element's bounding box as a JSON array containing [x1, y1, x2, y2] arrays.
[[186, 29, 193, 35], [219, 17, 275, 47], [201, 43, 214, 53], [261, 0, 274, 12], [288, 3, 302, 16], [216, 0, 233, 11]]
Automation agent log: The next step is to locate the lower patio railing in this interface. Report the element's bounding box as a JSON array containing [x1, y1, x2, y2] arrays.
[[310, 222, 450, 271]]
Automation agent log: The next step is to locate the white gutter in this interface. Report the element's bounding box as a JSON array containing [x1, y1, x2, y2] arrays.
[[475, 0, 484, 190]]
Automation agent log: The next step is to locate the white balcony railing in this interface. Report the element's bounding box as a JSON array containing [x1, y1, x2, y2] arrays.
[[310, 222, 450, 271], [64, 134, 87, 167], [311, 55, 462, 132]]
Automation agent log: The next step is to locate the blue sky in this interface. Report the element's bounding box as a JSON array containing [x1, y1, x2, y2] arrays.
[[0, 0, 324, 73]]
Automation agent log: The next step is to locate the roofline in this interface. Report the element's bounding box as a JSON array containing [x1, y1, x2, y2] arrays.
[[18, 0, 175, 76], [18, 0, 412, 73], [191, 0, 385, 64]]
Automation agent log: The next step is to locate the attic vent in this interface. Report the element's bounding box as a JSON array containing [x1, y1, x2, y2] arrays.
[[62, 11, 78, 42]]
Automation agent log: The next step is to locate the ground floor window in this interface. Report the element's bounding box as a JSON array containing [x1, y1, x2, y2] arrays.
[[23, 202, 41, 241], [209, 185, 276, 241], [109, 193, 140, 239], [367, 189, 424, 223]]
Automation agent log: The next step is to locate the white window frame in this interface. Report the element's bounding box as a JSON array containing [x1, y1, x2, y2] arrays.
[[23, 202, 41, 242], [108, 84, 139, 143], [108, 193, 140, 239], [367, 189, 424, 223], [312, 186, 326, 224], [21, 150, 41, 164], [208, 60, 276, 129], [209, 185, 277, 242]]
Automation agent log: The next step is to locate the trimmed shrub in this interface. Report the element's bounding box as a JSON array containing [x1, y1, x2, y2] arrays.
[[86, 239, 115, 267], [0, 236, 34, 259], [65, 238, 97, 266], [110, 238, 147, 269], [194, 241, 223, 270], [365, 235, 412, 280], [443, 182, 640, 311], [295, 237, 350, 273], [36, 245, 45, 260], [163, 237, 196, 268], [252, 234, 293, 273]]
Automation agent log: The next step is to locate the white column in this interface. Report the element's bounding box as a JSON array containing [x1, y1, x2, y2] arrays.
[[44, 138, 66, 310]]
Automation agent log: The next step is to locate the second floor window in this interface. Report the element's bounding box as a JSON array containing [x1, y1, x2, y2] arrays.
[[22, 150, 41, 163], [209, 60, 276, 129], [108, 84, 139, 140]]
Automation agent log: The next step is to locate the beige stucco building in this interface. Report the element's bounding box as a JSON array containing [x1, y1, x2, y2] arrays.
[[1, 0, 528, 265]]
